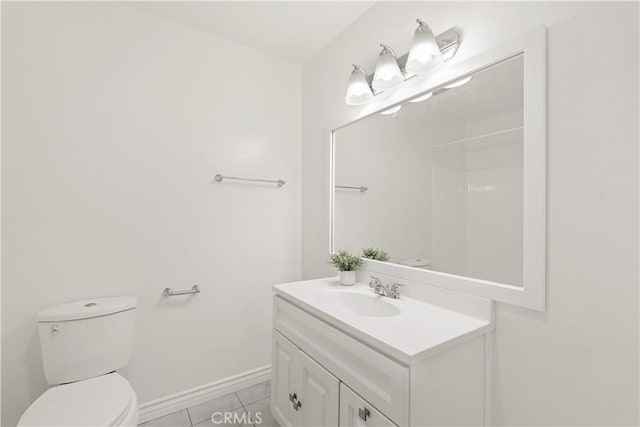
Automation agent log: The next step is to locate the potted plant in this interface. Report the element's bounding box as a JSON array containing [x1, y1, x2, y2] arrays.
[[330, 250, 362, 286], [362, 247, 390, 262]]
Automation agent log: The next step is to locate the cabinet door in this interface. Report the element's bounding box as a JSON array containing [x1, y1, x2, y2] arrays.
[[340, 383, 397, 427], [296, 350, 339, 427], [272, 330, 299, 427]]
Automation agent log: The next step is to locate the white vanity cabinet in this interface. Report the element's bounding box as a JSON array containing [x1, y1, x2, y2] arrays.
[[273, 329, 393, 427], [272, 330, 340, 427], [271, 280, 494, 427]]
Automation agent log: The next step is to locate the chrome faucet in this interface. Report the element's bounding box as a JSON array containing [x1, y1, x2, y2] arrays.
[[368, 276, 387, 297], [368, 276, 404, 299], [388, 282, 404, 299]]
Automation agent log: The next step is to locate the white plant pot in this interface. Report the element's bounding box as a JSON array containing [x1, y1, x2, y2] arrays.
[[339, 271, 356, 286]]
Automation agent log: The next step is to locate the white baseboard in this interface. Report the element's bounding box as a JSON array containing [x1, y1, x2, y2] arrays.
[[138, 365, 271, 424]]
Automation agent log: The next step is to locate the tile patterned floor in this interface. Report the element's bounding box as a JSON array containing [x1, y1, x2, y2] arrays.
[[139, 381, 280, 427]]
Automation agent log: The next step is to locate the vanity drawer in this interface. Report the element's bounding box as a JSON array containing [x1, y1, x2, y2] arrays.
[[340, 383, 397, 427], [273, 296, 409, 426]]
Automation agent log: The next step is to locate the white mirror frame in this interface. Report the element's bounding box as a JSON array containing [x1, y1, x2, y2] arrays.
[[329, 27, 546, 311]]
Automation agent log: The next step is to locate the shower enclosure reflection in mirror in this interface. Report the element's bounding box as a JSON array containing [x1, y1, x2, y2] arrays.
[[329, 27, 546, 311]]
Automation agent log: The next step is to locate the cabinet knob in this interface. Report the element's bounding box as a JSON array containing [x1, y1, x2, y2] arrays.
[[359, 407, 370, 422], [289, 393, 302, 411]]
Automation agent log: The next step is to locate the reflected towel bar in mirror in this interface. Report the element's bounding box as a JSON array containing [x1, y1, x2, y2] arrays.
[[163, 285, 200, 297], [214, 174, 285, 187], [336, 185, 368, 192]]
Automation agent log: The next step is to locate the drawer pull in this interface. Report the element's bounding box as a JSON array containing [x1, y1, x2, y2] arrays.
[[359, 407, 370, 421]]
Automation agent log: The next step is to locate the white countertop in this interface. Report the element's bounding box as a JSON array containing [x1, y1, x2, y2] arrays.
[[273, 277, 494, 364]]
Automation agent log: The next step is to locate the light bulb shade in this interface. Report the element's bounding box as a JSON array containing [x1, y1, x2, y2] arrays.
[[379, 105, 402, 115], [406, 20, 443, 75], [409, 91, 433, 103], [443, 75, 472, 89], [372, 45, 404, 91], [345, 65, 373, 105]]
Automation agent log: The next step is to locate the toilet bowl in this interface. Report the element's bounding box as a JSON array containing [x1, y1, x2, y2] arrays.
[[18, 373, 138, 427]]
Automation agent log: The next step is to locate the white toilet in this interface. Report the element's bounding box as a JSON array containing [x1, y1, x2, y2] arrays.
[[18, 296, 139, 427], [399, 257, 432, 270]]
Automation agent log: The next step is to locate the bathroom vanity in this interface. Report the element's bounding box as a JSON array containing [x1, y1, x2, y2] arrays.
[[271, 277, 494, 426], [271, 27, 547, 427]]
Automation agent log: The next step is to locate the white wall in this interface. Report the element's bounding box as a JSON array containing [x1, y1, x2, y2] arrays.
[[1, 3, 300, 426], [301, 2, 638, 425]]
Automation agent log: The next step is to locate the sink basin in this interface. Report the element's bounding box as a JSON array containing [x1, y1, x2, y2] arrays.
[[334, 291, 401, 317]]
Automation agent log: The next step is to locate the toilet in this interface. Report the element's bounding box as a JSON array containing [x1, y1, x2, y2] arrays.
[[398, 257, 432, 270], [18, 297, 138, 427]]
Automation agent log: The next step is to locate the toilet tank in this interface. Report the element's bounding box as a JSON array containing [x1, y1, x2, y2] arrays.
[[37, 296, 136, 385]]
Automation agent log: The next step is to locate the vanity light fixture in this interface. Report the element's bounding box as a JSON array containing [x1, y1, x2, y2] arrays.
[[345, 64, 374, 105], [409, 91, 433, 103], [406, 19, 443, 75], [344, 19, 460, 106], [372, 44, 404, 91], [443, 75, 472, 89], [379, 105, 402, 115]]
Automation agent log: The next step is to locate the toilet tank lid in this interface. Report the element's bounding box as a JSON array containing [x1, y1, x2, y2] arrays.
[[38, 296, 137, 322], [398, 257, 432, 267]]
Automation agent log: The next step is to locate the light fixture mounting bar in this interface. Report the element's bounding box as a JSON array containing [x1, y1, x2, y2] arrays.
[[435, 29, 460, 60]]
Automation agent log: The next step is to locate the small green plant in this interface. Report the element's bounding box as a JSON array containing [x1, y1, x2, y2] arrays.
[[362, 247, 390, 262], [329, 250, 362, 272]]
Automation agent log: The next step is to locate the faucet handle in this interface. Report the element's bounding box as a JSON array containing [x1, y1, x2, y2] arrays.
[[389, 282, 404, 298], [369, 276, 381, 288]]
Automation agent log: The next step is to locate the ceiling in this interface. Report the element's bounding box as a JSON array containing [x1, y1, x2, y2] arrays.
[[130, 1, 375, 63]]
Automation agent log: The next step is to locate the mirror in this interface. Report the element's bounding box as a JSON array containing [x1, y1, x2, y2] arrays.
[[332, 54, 526, 287], [330, 27, 546, 310]]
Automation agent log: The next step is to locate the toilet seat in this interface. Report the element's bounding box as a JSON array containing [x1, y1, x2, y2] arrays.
[[18, 373, 138, 427]]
